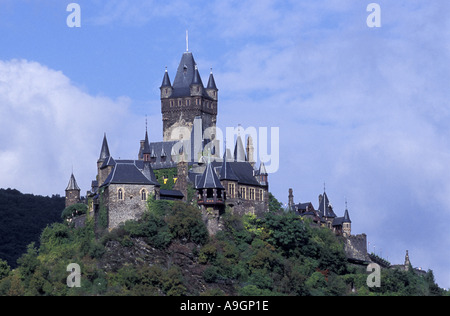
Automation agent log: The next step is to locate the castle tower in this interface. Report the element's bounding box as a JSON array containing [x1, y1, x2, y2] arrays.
[[160, 51, 218, 142], [342, 207, 352, 237], [97, 134, 111, 187], [246, 135, 255, 167], [65, 173, 81, 208], [288, 188, 294, 211], [404, 250, 411, 271], [196, 159, 225, 235]]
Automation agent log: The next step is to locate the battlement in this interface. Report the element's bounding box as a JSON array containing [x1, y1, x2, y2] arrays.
[[344, 234, 370, 264]]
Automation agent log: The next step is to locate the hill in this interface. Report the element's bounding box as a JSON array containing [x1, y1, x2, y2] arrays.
[[0, 196, 446, 296], [0, 188, 64, 268]]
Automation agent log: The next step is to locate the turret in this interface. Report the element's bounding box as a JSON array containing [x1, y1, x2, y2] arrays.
[[190, 65, 204, 97], [97, 133, 110, 186], [206, 69, 218, 101], [343, 207, 352, 237], [160, 68, 173, 99], [65, 173, 81, 208]]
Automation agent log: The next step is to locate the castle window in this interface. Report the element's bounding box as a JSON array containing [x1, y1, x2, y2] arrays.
[[141, 189, 147, 201], [186, 99, 190, 106], [170, 100, 174, 107], [228, 183, 235, 198], [240, 187, 246, 200], [259, 189, 264, 201], [118, 188, 124, 200], [178, 99, 182, 106], [196, 98, 200, 105], [249, 188, 255, 200]]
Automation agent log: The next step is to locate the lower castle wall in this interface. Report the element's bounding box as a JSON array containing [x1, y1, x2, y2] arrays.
[[344, 234, 370, 263], [105, 184, 156, 229]]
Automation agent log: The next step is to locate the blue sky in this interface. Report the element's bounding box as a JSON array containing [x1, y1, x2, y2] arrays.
[[0, 0, 449, 290]]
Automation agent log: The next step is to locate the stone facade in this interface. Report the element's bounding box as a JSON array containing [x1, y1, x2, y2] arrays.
[[343, 234, 370, 263], [103, 183, 158, 229]]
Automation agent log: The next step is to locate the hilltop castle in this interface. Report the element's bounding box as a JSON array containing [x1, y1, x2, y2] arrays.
[[65, 49, 269, 234]]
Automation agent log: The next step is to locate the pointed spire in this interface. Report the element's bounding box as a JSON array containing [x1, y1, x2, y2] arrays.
[[259, 161, 268, 175], [161, 67, 172, 87], [142, 161, 158, 185], [98, 133, 110, 163], [143, 128, 151, 155], [220, 145, 238, 181], [234, 131, 246, 162], [207, 69, 218, 90], [191, 65, 203, 86], [66, 173, 80, 191], [343, 208, 351, 223], [197, 160, 224, 189]]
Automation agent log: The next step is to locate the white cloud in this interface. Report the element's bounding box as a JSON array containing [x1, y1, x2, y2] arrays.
[[0, 59, 139, 196]]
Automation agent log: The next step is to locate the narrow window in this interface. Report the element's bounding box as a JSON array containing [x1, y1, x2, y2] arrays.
[[141, 189, 147, 201], [118, 188, 123, 200]]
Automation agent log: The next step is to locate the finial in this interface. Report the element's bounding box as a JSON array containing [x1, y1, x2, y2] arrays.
[[324, 182, 326, 193], [186, 30, 189, 52], [345, 197, 348, 210], [145, 115, 148, 132], [210, 67, 213, 74], [165, 66, 168, 72]]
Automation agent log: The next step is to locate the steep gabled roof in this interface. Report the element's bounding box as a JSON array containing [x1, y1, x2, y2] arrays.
[[196, 161, 224, 190], [207, 71, 218, 90], [101, 161, 159, 187], [98, 133, 110, 162], [66, 173, 80, 191], [161, 68, 172, 88], [219, 151, 239, 181], [170, 51, 212, 99], [234, 135, 246, 162], [343, 208, 351, 223], [171, 52, 197, 97], [318, 192, 337, 218]]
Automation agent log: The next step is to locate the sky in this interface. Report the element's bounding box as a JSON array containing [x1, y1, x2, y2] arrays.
[[0, 0, 449, 290]]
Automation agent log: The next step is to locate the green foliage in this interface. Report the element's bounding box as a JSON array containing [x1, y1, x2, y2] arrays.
[[0, 189, 64, 268], [166, 202, 209, 245], [153, 168, 177, 190], [0, 192, 445, 296], [61, 203, 88, 220]]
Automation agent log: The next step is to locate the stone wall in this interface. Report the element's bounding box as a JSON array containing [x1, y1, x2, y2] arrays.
[[105, 184, 157, 229], [344, 234, 370, 263]]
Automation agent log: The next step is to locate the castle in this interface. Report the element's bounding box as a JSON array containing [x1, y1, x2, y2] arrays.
[[65, 49, 269, 234]]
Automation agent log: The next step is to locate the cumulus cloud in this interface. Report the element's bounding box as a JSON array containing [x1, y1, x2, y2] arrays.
[[0, 59, 139, 196]]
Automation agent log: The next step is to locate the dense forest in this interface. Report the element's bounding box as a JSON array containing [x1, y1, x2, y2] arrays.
[[0, 189, 64, 268], [0, 191, 446, 297]]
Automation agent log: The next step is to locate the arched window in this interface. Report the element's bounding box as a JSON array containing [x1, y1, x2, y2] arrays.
[[141, 189, 147, 201], [118, 188, 124, 200]]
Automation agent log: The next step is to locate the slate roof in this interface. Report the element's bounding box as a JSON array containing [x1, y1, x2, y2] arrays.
[[66, 173, 80, 191], [318, 192, 337, 218], [168, 52, 214, 99], [161, 69, 172, 87], [98, 134, 110, 162], [234, 135, 246, 162], [196, 161, 224, 190], [207, 72, 218, 90], [101, 161, 159, 187], [219, 150, 239, 181]]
